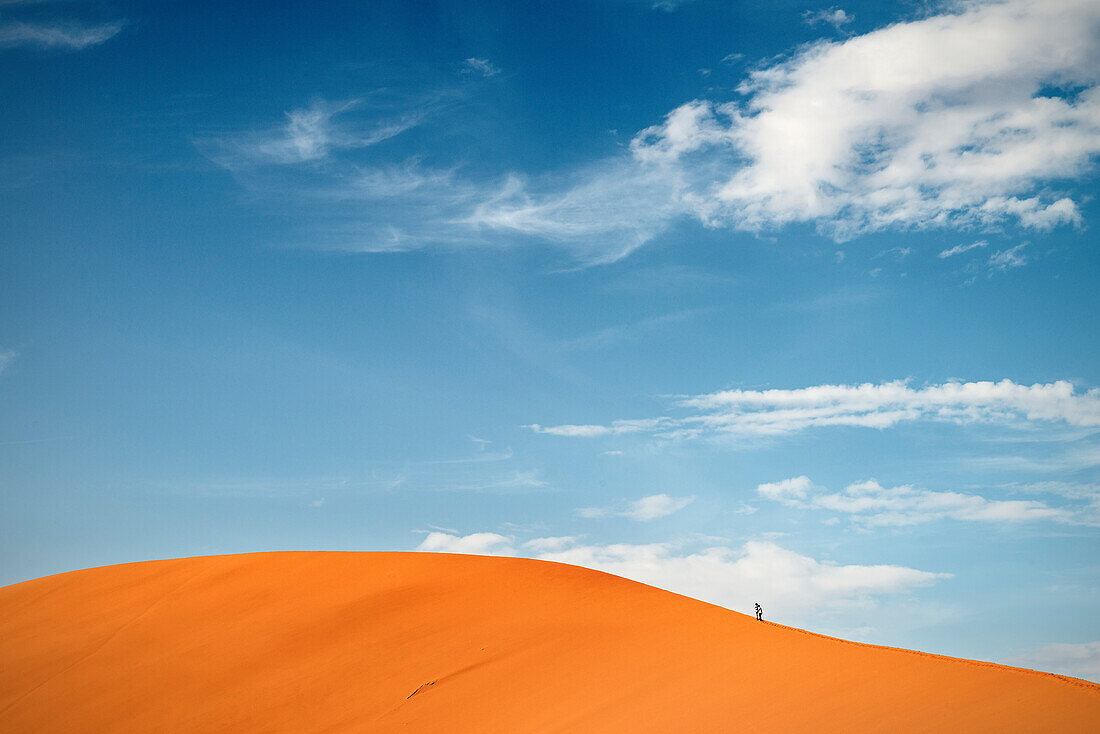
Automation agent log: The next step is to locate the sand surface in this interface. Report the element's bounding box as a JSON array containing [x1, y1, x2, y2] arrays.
[[1, 551, 1097, 732]]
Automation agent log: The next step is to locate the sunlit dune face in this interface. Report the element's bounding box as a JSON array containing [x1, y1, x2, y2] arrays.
[[2, 552, 1098, 732]]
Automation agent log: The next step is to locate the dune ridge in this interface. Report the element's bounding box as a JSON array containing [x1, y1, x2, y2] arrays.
[[2, 551, 1097, 732]]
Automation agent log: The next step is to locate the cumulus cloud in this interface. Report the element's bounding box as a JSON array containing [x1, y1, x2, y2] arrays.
[[757, 475, 816, 501], [757, 477, 1093, 526], [802, 7, 853, 30], [0, 19, 123, 50], [1011, 641, 1100, 683], [530, 379, 1100, 440], [462, 57, 500, 77], [416, 531, 515, 555], [476, 0, 1100, 253], [413, 532, 947, 623], [537, 539, 947, 622], [577, 493, 694, 521]]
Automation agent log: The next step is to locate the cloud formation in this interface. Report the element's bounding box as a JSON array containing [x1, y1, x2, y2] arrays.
[[205, 1, 1100, 263], [529, 379, 1100, 440], [414, 532, 948, 622], [757, 477, 1095, 526], [416, 531, 515, 555], [0, 19, 122, 50], [462, 57, 500, 77], [1011, 641, 1100, 683], [577, 493, 694, 521], [203, 99, 422, 168], [988, 243, 1029, 271], [477, 0, 1100, 253], [802, 7, 853, 30], [939, 240, 989, 258]]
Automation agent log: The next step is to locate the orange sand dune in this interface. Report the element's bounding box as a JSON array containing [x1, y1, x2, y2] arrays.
[[2, 552, 1098, 732]]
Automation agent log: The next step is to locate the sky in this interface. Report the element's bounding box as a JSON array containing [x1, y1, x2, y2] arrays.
[[1, 0, 1098, 682]]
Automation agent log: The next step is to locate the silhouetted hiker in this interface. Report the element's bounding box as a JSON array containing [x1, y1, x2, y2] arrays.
[[754, 603, 763, 621]]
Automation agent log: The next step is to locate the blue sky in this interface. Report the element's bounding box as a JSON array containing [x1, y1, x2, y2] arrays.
[[1, 0, 1099, 680]]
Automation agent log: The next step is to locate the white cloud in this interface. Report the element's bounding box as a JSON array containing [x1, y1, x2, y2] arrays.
[[709, 0, 1099, 239], [466, 160, 687, 264], [0, 19, 123, 50], [439, 469, 549, 492], [757, 477, 1091, 526], [988, 243, 1029, 270], [535, 539, 948, 622], [204, 1, 1100, 263], [523, 535, 580, 552], [939, 240, 988, 258], [531, 379, 1100, 440], [1011, 641, 1100, 683], [651, 0, 694, 11], [462, 57, 500, 77], [203, 99, 421, 168], [627, 493, 693, 520], [803, 7, 853, 30], [757, 475, 816, 501], [1015, 481, 1100, 502], [528, 417, 672, 438], [0, 350, 15, 375], [578, 493, 694, 521], [413, 532, 947, 623], [415, 531, 515, 555], [478, 0, 1100, 254], [875, 246, 911, 260]]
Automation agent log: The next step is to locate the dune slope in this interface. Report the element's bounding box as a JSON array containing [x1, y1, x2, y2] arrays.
[[1, 551, 1097, 732]]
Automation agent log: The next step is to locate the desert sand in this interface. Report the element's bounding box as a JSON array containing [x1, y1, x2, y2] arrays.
[[1, 551, 1097, 732]]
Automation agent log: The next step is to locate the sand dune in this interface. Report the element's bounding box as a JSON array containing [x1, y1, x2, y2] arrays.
[[1, 552, 1097, 732]]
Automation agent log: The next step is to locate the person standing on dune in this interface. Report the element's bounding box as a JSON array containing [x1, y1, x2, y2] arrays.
[[755, 603, 763, 621]]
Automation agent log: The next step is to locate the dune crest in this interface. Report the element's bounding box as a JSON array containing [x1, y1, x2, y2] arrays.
[[2, 551, 1097, 732]]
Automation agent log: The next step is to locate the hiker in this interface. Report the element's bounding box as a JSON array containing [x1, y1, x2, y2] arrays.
[[755, 602, 763, 621]]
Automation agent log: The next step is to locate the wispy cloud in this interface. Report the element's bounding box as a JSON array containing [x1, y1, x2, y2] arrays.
[[202, 99, 422, 168], [939, 240, 989, 258], [475, 0, 1100, 255], [466, 159, 687, 264], [577, 493, 693, 521], [461, 57, 500, 77], [802, 7, 853, 31], [963, 440, 1100, 474], [874, 246, 912, 260], [529, 379, 1100, 440], [988, 243, 1029, 271], [651, 0, 694, 11], [522, 535, 580, 552], [0, 19, 123, 50], [415, 532, 949, 622], [757, 476, 1096, 526], [202, 1, 1100, 264], [1011, 641, 1100, 683], [0, 350, 15, 375]]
